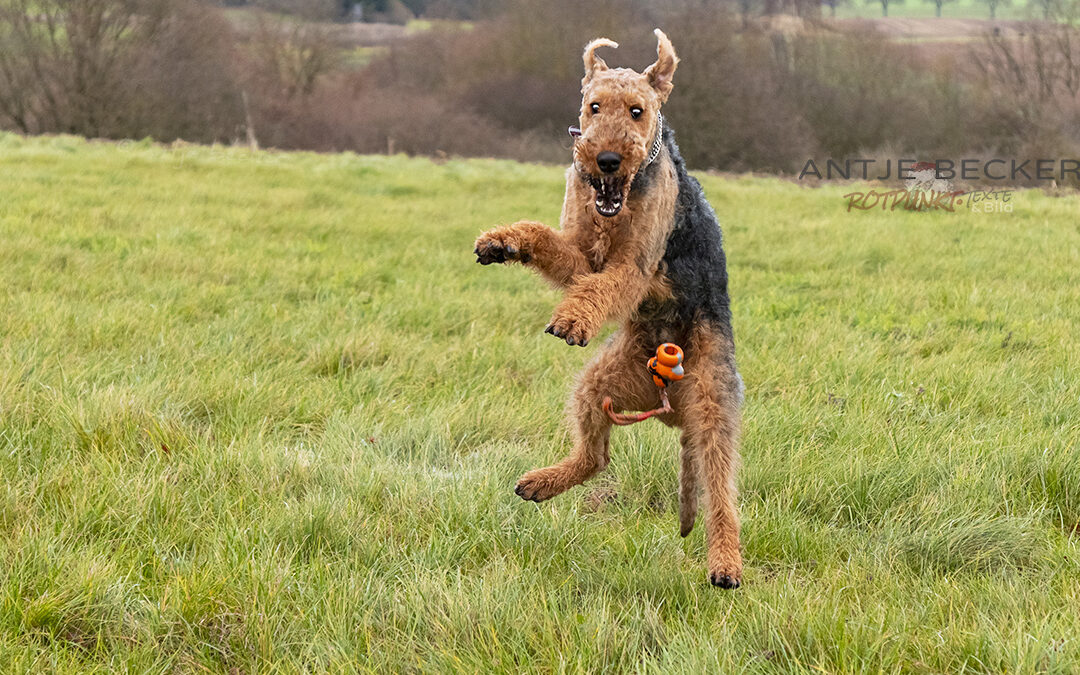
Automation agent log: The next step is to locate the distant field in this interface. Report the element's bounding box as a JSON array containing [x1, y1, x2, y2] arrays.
[[221, 7, 1032, 48], [832, 0, 1032, 20], [832, 15, 1033, 41], [0, 134, 1078, 671]]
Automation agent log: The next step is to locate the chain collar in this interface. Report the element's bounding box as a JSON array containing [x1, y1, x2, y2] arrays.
[[642, 112, 664, 169]]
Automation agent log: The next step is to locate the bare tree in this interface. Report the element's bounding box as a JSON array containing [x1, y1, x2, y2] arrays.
[[978, 0, 1011, 18], [250, 0, 339, 20], [926, 0, 956, 16], [793, 0, 824, 15], [1029, 0, 1059, 17], [249, 4, 339, 99], [0, 0, 243, 141], [973, 20, 1080, 136], [876, 0, 904, 16], [0, 0, 173, 136], [3, 1, 121, 134], [821, 0, 849, 17], [738, 0, 758, 28]]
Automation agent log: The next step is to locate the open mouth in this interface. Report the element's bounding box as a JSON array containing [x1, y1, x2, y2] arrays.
[[588, 175, 626, 217]]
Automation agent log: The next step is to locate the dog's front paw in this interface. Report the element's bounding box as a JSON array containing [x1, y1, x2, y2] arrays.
[[474, 227, 533, 265], [544, 311, 595, 347]]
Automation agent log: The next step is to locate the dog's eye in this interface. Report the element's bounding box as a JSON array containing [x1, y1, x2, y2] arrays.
[[590, 102, 600, 114], [630, 106, 643, 119]]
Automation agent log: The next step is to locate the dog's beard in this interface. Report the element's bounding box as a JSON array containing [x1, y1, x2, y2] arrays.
[[587, 174, 628, 217]]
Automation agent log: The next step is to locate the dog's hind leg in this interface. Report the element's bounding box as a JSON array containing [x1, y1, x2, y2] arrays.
[[515, 330, 656, 502], [678, 432, 699, 537], [676, 324, 743, 589]]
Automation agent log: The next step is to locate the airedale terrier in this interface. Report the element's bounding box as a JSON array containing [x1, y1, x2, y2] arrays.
[[474, 30, 745, 589]]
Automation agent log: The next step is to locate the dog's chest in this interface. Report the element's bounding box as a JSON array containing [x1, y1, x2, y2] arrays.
[[582, 213, 631, 271], [586, 221, 611, 270]]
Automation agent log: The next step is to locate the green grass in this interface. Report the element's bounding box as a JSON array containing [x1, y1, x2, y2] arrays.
[[0, 133, 1078, 672]]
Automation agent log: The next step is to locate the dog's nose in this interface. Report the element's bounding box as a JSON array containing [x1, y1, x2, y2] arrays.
[[597, 151, 622, 174]]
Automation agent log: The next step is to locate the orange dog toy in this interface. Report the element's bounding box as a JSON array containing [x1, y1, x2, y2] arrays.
[[603, 343, 685, 425]]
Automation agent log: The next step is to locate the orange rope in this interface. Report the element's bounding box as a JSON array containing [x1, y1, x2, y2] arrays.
[[603, 389, 672, 426]]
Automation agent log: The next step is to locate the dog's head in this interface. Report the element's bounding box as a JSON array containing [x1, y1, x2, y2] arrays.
[[573, 29, 678, 218]]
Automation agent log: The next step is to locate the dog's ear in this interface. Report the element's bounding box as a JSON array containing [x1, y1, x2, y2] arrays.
[[643, 29, 678, 102], [582, 37, 618, 86]]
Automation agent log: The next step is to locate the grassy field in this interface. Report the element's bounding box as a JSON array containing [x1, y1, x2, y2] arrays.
[[1, 133, 1078, 672]]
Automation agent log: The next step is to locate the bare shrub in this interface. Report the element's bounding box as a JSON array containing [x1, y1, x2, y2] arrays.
[[251, 76, 564, 161], [966, 19, 1080, 185], [0, 0, 162, 136], [368, 0, 651, 135], [784, 28, 971, 160], [357, 1, 975, 172], [248, 10, 340, 99], [972, 21, 1080, 140], [124, 3, 244, 142], [0, 0, 242, 142], [657, 8, 816, 171]]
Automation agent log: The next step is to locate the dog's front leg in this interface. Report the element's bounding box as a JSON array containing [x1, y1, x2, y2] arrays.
[[545, 263, 651, 347], [474, 220, 591, 288]]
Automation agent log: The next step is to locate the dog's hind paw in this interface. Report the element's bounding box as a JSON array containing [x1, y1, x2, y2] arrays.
[[707, 555, 743, 589], [708, 571, 741, 589], [514, 468, 572, 502]]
